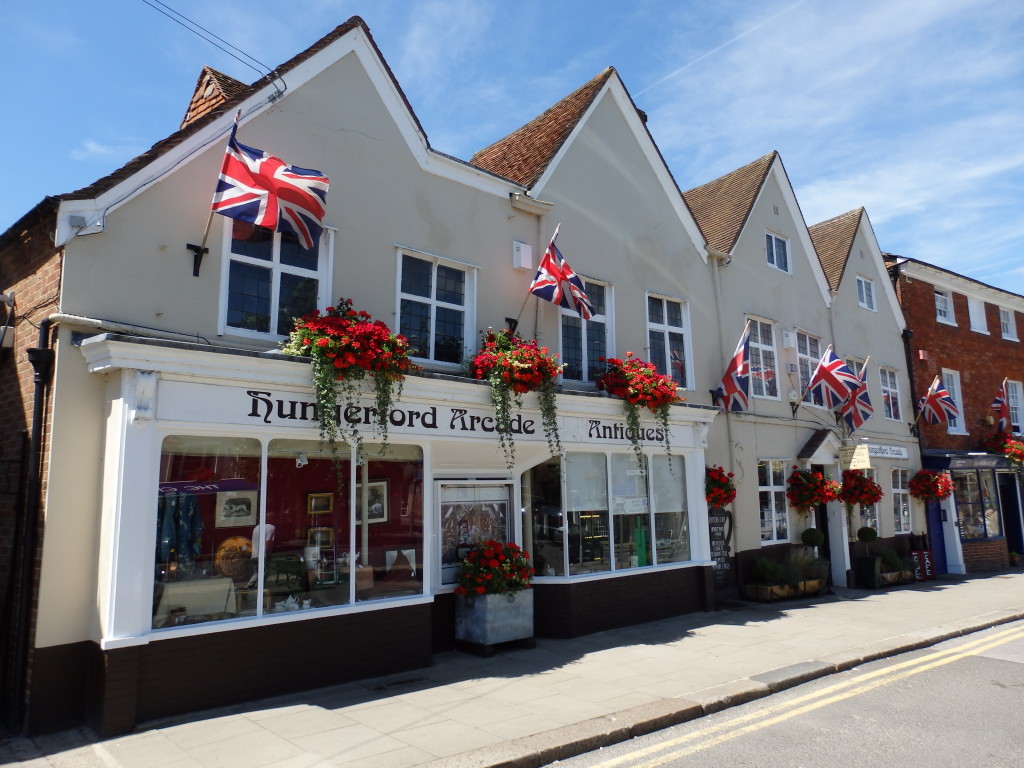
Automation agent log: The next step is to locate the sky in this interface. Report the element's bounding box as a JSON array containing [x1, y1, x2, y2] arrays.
[[3, 0, 1023, 294]]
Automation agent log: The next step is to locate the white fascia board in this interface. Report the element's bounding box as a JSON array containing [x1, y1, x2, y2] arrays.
[[898, 259, 1024, 311], [55, 27, 522, 247], [529, 77, 707, 261]]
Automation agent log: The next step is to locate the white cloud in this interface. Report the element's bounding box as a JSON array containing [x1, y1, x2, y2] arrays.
[[70, 140, 146, 163]]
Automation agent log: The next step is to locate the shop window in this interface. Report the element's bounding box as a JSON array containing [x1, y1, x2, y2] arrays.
[[222, 220, 330, 338], [879, 367, 902, 421], [765, 232, 789, 273], [856, 276, 876, 310], [561, 281, 609, 382], [523, 457, 566, 577], [749, 319, 779, 399], [153, 437, 424, 630], [154, 436, 262, 629], [438, 481, 513, 585], [565, 452, 611, 575], [646, 294, 688, 388], [953, 470, 1003, 540], [610, 453, 652, 568], [892, 469, 911, 534], [399, 251, 474, 366], [651, 454, 690, 563], [796, 330, 822, 405], [758, 459, 788, 543]]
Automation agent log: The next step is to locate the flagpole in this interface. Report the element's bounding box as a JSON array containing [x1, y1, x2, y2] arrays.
[[187, 110, 240, 276], [515, 223, 561, 330]]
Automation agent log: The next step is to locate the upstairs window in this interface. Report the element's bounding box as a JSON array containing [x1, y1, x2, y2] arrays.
[[1007, 380, 1023, 434], [399, 252, 474, 366], [879, 367, 902, 421], [765, 233, 790, 273], [934, 289, 955, 325], [856, 276, 876, 310], [561, 281, 610, 382], [646, 294, 688, 388], [1000, 308, 1018, 340], [796, 331, 822, 405], [749, 319, 779, 399], [942, 369, 966, 434], [967, 297, 988, 334], [222, 221, 330, 338]]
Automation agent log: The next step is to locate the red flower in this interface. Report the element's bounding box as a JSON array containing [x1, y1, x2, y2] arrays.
[[908, 469, 953, 502], [453, 539, 533, 596]]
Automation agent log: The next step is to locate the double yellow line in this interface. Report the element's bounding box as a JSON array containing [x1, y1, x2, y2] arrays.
[[588, 622, 1024, 767]]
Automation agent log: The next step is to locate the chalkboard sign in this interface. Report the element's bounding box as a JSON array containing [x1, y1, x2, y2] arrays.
[[708, 508, 734, 586]]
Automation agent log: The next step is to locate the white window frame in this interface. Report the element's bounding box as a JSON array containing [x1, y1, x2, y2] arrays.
[[892, 468, 911, 534], [218, 222, 333, 339], [967, 296, 988, 334], [879, 367, 902, 422], [796, 330, 823, 406], [1007, 380, 1023, 435], [765, 232, 790, 273], [396, 248, 477, 370], [999, 308, 1018, 341], [856, 276, 876, 311], [559, 279, 612, 384], [749, 318, 780, 400], [934, 289, 956, 325], [758, 458, 789, 543], [942, 368, 967, 434], [646, 293, 691, 389]]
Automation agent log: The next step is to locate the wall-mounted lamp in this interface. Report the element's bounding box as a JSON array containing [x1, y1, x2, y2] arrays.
[[295, 452, 308, 468]]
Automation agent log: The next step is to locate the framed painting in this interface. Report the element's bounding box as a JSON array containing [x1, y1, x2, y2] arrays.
[[214, 490, 258, 528], [307, 492, 333, 515], [357, 481, 389, 525]]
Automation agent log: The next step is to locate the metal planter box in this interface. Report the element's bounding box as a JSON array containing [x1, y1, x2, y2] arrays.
[[455, 589, 534, 647]]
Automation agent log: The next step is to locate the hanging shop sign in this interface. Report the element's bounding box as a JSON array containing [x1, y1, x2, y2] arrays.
[[839, 444, 871, 470]]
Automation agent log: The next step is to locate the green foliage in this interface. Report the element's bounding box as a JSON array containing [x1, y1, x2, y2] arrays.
[[800, 527, 825, 548]]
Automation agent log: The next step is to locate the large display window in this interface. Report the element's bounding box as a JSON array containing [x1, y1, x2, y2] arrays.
[[953, 469, 1003, 540], [522, 451, 691, 577], [153, 436, 423, 629]]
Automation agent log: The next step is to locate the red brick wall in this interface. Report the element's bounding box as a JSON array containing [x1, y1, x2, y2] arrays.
[[961, 538, 1009, 572], [893, 270, 1024, 452]]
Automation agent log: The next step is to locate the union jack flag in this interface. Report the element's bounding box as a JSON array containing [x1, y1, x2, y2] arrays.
[[211, 115, 330, 250], [715, 321, 750, 412], [991, 379, 1011, 432], [806, 346, 860, 410], [841, 364, 873, 433], [528, 227, 594, 320], [918, 376, 960, 425]]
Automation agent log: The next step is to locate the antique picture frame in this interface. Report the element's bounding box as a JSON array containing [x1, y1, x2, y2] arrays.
[[306, 526, 334, 548], [356, 480, 389, 525], [214, 490, 258, 528], [307, 492, 334, 516]]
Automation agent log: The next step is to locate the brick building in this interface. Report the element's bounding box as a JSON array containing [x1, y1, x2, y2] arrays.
[[887, 255, 1024, 572]]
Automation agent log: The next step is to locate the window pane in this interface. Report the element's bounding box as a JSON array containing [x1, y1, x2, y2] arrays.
[[611, 453, 650, 569], [400, 298, 431, 358], [775, 239, 788, 271], [439, 481, 509, 585], [279, 231, 319, 271], [231, 221, 273, 261], [586, 320, 606, 381], [433, 306, 464, 363], [666, 301, 683, 328], [524, 457, 565, 577], [562, 316, 583, 380], [586, 283, 606, 316], [565, 453, 609, 575], [648, 296, 664, 324], [652, 455, 689, 563], [436, 265, 465, 306], [155, 436, 262, 629], [227, 261, 271, 332], [649, 330, 667, 377], [276, 273, 319, 336], [668, 332, 686, 386], [401, 255, 432, 298]]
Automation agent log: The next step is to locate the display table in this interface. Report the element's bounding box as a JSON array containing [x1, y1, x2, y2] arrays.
[[153, 577, 236, 627]]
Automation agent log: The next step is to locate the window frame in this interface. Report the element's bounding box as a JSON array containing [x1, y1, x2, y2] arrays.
[[749, 318, 780, 400], [796, 329, 823, 406], [856, 276, 876, 311], [765, 232, 790, 274], [967, 296, 988, 334], [396, 248, 477, 371], [218, 222, 334, 340], [999, 308, 1018, 341], [879, 367, 902, 422], [934, 289, 956, 326], [645, 293, 690, 389], [1007, 379, 1023, 435], [892, 468, 911, 534], [559, 278, 612, 384], [942, 368, 967, 434], [758, 458, 789, 544]]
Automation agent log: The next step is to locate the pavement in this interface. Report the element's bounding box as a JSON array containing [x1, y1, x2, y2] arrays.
[[4, 571, 1024, 768]]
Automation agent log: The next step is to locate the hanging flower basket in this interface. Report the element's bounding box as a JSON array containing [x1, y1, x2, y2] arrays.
[[595, 352, 681, 466], [907, 469, 954, 502], [468, 329, 563, 468], [705, 464, 737, 507], [839, 469, 884, 507], [280, 298, 418, 447], [785, 466, 840, 517], [982, 432, 1024, 477]]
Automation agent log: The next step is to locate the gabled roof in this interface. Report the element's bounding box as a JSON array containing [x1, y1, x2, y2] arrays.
[[180, 66, 249, 130], [470, 68, 615, 188], [809, 208, 865, 292], [681, 152, 776, 254]]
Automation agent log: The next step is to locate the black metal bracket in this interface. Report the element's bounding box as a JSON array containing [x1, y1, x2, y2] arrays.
[[186, 243, 209, 277]]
